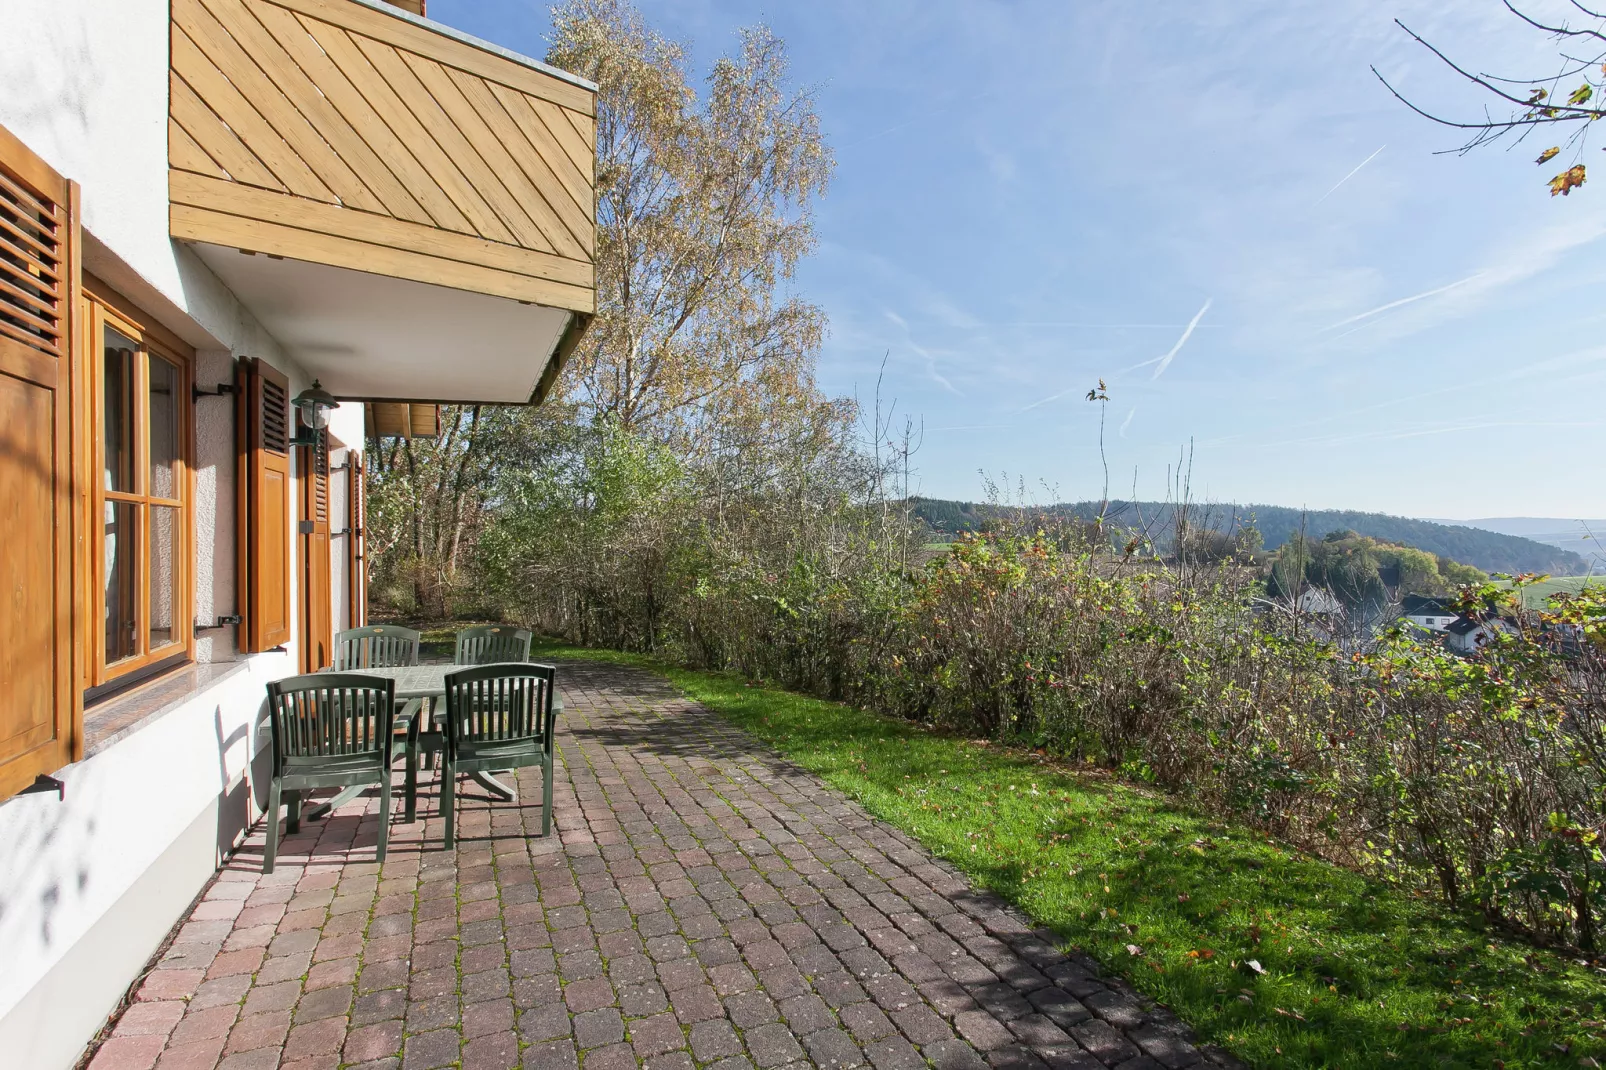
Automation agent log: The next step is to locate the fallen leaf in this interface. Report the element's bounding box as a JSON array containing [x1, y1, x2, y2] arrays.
[[1126, 944, 1144, 956], [1247, 959, 1267, 975]]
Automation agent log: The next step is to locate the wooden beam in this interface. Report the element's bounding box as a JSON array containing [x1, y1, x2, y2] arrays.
[[171, 201, 596, 312]]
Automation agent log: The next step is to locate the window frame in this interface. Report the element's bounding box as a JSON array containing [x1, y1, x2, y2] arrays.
[[82, 278, 196, 693]]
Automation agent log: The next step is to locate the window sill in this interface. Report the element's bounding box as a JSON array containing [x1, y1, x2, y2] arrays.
[[84, 661, 252, 757]]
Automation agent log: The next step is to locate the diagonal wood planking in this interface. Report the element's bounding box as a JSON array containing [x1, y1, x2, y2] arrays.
[[168, 0, 595, 313]]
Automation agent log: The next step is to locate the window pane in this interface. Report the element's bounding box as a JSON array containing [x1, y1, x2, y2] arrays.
[[149, 355, 181, 500], [103, 325, 138, 493], [150, 505, 180, 650], [104, 500, 139, 664]]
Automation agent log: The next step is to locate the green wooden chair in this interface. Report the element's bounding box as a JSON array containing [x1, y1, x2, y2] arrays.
[[332, 624, 424, 820], [454, 625, 532, 665], [440, 663, 558, 847], [263, 673, 409, 873], [334, 624, 420, 670]]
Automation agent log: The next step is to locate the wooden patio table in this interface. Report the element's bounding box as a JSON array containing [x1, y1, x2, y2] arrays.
[[302, 664, 561, 822]]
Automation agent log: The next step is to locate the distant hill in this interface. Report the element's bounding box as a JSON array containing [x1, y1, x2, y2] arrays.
[[910, 498, 1587, 576], [1437, 517, 1606, 570]]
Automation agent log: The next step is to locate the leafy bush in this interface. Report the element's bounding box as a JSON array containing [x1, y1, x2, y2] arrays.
[[385, 419, 1606, 954]]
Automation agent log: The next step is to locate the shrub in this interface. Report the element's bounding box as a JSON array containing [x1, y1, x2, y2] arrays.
[[401, 422, 1606, 952]]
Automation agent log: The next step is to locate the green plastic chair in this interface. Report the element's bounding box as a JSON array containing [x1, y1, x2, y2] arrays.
[[263, 672, 410, 873], [440, 662, 558, 846], [332, 624, 424, 819], [334, 624, 421, 670], [454, 625, 532, 665]]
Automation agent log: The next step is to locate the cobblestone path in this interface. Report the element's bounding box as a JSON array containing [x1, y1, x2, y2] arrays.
[[86, 660, 1237, 1070]]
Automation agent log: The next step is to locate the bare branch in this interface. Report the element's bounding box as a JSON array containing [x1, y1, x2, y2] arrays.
[[1504, 0, 1606, 44], [1395, 19, 1606, 117]]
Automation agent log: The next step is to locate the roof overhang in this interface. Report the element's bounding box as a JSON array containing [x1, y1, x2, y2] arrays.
[[191, 243, 584, 403], [168, 0, 597, 404]]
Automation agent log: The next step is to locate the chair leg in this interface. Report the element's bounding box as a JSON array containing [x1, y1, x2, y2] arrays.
[[377, 775, 392, 864], [286, 789, 301, 834], [542, 752, 554, 838], [404, 742, 418, 824], [442, 762, 456, 850], [263, 779, 282, 874]]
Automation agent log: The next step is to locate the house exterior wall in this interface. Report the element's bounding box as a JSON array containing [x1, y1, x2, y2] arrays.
[[0, 1, 590, 1062], [0, 4, 363, 1065], [0, 659, 288, 1070]]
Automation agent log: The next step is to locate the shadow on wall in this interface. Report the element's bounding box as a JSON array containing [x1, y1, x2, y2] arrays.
[[249, 699, 274, 823], [8, 8, 95, 161], [213, 706, 253, 863], [0, 755, 96, 961]]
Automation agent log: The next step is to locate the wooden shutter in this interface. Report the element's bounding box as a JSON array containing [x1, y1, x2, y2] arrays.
[[240, 356, 291, 651], [348, 455, 367, 628], [0, 121, 80, 799], [299, 424, 332, 672]]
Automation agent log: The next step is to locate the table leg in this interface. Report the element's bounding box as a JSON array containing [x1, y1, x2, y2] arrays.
[[304, 784, 369, 821], [470, 772, 517, 801]]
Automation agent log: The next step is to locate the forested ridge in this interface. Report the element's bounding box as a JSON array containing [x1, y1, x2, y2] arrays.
[[911, 496, 1587, 575]]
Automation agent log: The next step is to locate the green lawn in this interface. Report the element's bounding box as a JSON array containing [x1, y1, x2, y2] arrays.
[[532, 639, 1606, 1070], [1495, 575, 1604, 610]]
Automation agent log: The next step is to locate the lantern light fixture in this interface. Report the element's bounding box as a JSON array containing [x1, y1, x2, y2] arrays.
[[290, 379, 337, 445]]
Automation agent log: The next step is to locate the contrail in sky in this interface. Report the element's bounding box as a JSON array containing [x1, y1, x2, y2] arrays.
[[1320, 273, 1483, 333], [1019, 385, 1079, 412], [1151, 299, 1212, 379], [1119, 408, 1136, 437], [1315, 145, 1385, 205]]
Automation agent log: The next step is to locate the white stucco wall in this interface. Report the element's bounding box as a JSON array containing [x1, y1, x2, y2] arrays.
[[0, 3, 367, 1066], [4, 0, 177, 301], [0, 654, 293, 1070]]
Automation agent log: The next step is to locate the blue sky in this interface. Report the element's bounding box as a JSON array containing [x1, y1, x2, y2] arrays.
[[432, 0, 1606, 518]]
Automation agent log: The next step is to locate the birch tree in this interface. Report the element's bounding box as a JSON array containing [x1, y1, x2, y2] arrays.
[[546, 0, 834, 444]]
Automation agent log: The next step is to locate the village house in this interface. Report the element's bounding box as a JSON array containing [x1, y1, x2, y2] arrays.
[[0, 2, 595, 1065], [1400, 594, 1456, 633]]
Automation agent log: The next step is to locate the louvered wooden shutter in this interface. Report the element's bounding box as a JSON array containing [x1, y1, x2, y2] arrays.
[[240, 356, 291, 651], [349, 455, 367, 628], [298, 425, 332, 671], [0, 122, 80, 799]]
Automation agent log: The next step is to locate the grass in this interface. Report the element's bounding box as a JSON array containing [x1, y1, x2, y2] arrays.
[[1494, 575, 1604, 610], [527, 638, 1606, 1070]]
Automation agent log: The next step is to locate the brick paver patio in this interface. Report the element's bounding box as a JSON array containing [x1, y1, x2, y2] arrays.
[[85, 660, 1238, 1070]]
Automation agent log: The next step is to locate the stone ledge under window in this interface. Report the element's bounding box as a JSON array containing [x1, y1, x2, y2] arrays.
[[84, 661, 252, 757]]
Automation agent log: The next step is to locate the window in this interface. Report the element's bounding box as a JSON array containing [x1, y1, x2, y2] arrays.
[[84, 282, 194, 692]]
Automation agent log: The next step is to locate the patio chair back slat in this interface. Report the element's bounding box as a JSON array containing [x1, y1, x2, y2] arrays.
[[453, 625, 532, 666], [334, 624, 421, 670], [444, 663, 553, 747], [269, 674, 394, 761]]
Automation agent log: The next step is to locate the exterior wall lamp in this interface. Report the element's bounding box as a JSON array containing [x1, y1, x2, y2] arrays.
[[290, 379, 337, 446]]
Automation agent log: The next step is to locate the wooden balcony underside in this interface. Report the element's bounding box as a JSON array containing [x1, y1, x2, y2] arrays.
[[169, 0, 595, 312]]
